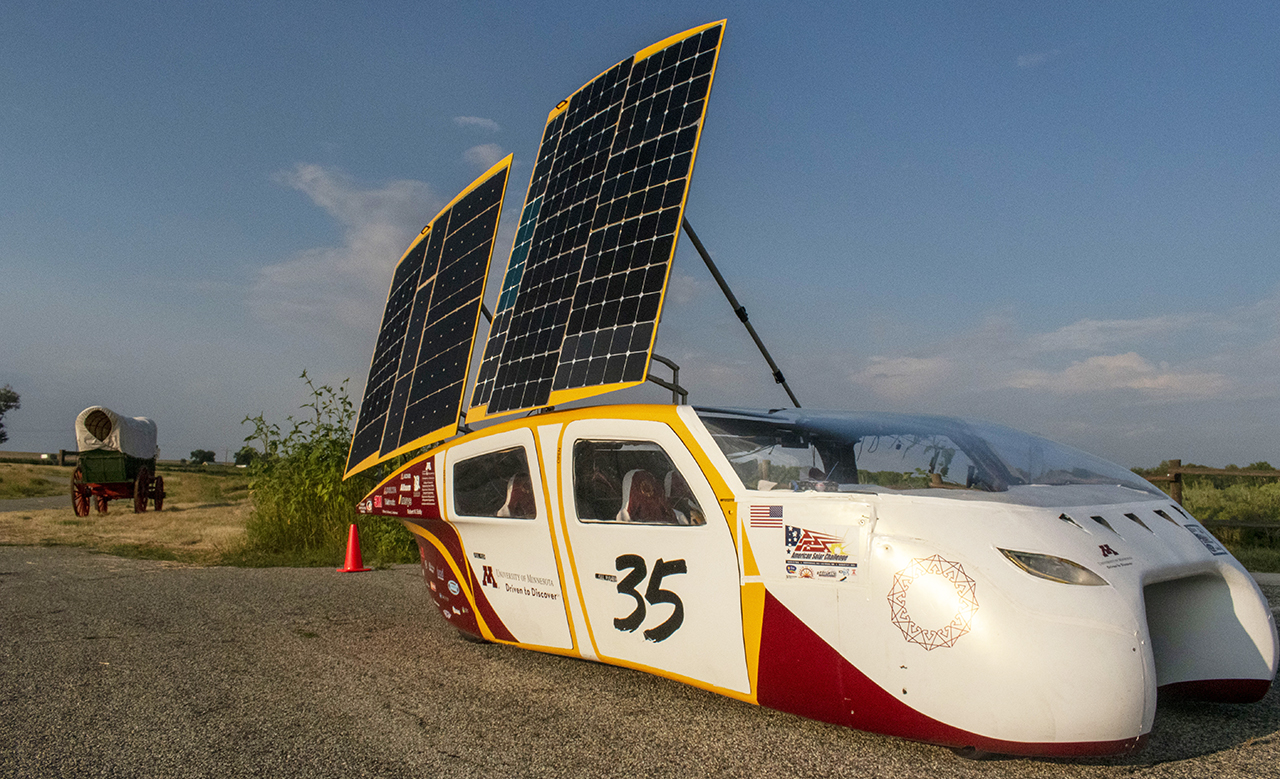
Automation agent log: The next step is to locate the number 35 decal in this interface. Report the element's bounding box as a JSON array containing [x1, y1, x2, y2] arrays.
[[613, 554, 686, 642]]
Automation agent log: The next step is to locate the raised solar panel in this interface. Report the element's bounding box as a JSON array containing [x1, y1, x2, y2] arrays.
[[344, 156, 511, 478], [468, 20, 725, 422]]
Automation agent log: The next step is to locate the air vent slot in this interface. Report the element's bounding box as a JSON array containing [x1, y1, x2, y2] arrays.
[[1153, 508, 1179, 525], [1091, 515, 1118, 534], [1059, 512, 1085, 530], [1124, 512, 1153, 532]]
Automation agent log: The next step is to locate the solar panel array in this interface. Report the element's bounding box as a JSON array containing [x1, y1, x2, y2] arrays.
[[468, 20, 725, 421], [344, 157, 510, 478]]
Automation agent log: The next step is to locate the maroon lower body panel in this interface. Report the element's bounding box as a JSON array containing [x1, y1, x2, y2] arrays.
[[412, 530, 515, 642], [755, 590, 1145, 757], [1159, 678, 1271, 703]]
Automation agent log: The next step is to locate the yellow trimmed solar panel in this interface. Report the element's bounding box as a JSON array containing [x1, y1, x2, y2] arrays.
[[468, 21, 725, 423], [344, 156, 512, 478]]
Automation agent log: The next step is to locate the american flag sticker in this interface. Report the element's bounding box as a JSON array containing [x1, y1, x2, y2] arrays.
[[749, 505, 783, 528]]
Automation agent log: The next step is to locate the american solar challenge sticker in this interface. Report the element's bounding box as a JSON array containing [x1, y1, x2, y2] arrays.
[[471, 21, 725, 420], [344, 158, 511, 478]]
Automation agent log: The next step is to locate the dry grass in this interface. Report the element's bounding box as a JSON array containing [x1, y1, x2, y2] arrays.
[[0, 499, 250, 565], [0, 462, 250, 564], [0, 462, 75, 499]]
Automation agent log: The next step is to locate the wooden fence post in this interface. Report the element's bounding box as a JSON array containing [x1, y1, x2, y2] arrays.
[[1169, 459, 1183, 505]]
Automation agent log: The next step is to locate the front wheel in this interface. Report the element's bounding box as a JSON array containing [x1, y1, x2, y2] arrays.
[[133, 467, 150, 513], [152, 475, 165, 511], [70, 468, 90, 517]]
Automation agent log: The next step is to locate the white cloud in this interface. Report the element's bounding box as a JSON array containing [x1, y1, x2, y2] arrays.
[[454, 116, 500, 132], [251, 163, 441, 331], [851, 356, 957, 401], [464, 143, 506, 168], [1009, 353, 1230, 398], [1029, 315, 1205, 352], [1017, 48, 1061, 68], [664, 273, 707, 306], [845, 290, 1280, 406]]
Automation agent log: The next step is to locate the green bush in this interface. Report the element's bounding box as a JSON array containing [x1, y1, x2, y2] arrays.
[[1182, 481, 1280, 525], [240, 371, 416, 567]]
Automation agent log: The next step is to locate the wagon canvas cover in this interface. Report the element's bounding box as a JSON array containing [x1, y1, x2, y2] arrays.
[[75, 406, 158, 459]]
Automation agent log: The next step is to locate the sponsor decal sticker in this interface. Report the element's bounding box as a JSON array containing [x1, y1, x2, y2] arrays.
[[473, 552, 486, 560], [1184, 524, 1228, 556], [373, 495, 382, 508], [1098, 543, 1135, 570], [595, 573, 618, 582], [784, 525, 857, 580], [448, 580, 460, 596], [484, 566, 560, 600]]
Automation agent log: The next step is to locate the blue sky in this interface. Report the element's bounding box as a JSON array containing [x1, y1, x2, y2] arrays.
[[3, 1, 1278, 468]]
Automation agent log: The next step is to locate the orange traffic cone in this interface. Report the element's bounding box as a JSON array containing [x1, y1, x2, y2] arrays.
[[337, 523, 372, 572]]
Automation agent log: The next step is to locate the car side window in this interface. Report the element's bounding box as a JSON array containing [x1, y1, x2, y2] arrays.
[[452, 447, 537, 519], [573, 439, 705, 525]]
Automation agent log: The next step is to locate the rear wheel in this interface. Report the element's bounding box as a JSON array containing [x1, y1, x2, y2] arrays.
[[70, 468, 90, 517], [153, 475, 165, 511], [95, 495, 109, 514], [134, 467, 150, 513]]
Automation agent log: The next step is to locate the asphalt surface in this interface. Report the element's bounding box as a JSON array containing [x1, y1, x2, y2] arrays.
[[0, 495, 71, 512], [3, 547, 1280, 779]]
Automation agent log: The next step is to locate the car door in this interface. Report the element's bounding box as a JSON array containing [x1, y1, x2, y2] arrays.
[[445, 427, 573, 650], [559, 417, 750, 694]]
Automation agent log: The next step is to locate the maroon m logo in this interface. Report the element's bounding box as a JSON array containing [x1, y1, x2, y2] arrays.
[[1099, 544, 1119, 558], [482, 565, 498, 588]]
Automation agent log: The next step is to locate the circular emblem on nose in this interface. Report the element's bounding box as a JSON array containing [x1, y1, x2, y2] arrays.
[[887, 555, 978, 650]]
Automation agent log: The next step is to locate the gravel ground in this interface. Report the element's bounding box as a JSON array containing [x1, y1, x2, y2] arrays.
[[2, 546, 1279, 779]]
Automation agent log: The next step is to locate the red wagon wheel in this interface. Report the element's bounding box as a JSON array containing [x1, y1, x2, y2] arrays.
[[96, 495, 109, 514], [70, 467, 90, 517], [134, 467, 151, 513], [153, 475, 165, 511]]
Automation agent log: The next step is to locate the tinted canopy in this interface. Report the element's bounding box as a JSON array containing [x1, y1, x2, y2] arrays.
[[695, 407, 1164, 507]]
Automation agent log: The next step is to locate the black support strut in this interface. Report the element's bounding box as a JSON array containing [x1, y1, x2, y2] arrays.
[[681, 217, 801, 409]]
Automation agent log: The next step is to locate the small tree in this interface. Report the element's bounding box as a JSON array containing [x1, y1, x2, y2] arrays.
[[189, 449, 217, 465], [0, 385, 19, 445], [234, 445, 259, 466]]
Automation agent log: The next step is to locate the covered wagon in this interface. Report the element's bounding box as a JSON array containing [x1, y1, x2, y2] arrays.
[[71, 406, 165, 515]]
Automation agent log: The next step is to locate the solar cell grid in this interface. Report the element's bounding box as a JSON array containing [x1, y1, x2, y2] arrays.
[[344, 236, 429, 476], [468, 20, 723, 421], [343, 158, 509, 478]]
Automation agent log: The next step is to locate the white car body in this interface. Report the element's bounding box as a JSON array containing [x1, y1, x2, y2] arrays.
[[359, 403, 1279, 756]]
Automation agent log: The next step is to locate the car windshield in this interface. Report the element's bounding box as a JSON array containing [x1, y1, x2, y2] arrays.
[[694, 407, 1163, 501]]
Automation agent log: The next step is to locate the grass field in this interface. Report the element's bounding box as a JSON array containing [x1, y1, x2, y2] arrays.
[[3, 461, 1278, 572], [0, 462, 253, 565]]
